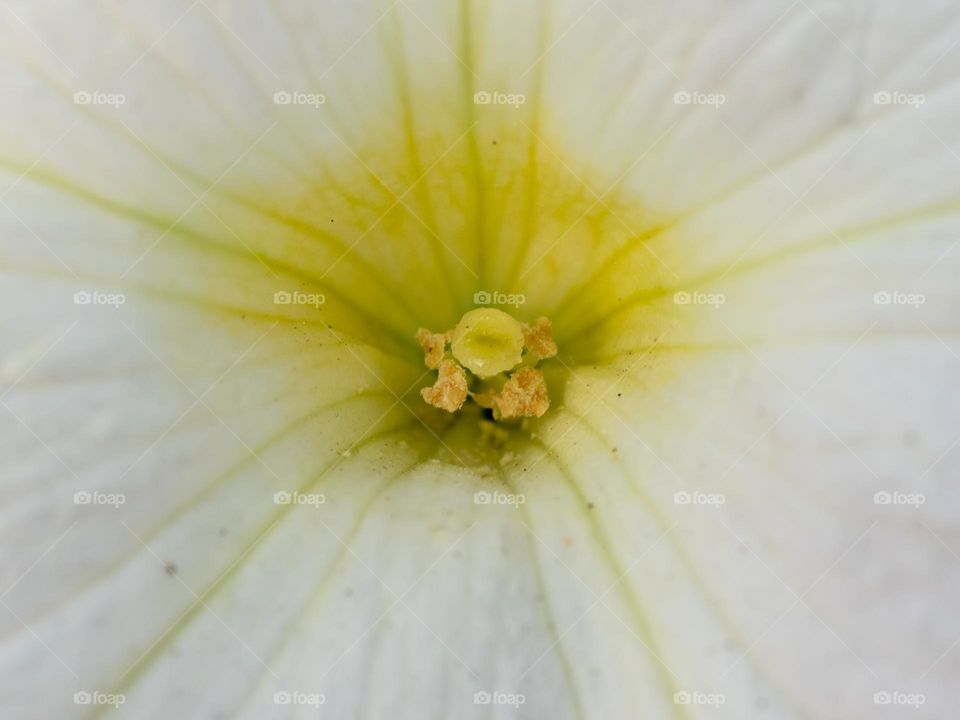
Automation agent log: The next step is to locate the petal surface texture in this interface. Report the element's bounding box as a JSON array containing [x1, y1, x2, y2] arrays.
[[1, 1, 959, 718]]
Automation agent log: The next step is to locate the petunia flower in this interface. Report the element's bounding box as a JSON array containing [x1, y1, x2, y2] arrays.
[[1, 0, 959, 717]]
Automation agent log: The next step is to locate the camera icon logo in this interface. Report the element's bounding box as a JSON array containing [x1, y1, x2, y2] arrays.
[[874, 491, 892, 505], [473, 91, 492, 105], [73, 291, 92, 305], [273, 491, 292, 505], [74, 91, 92, 105], [873, 291, 892, 305], [74, 691, 92, 705], [474, 290, 491, 304], [473, 691, 492, 704], [873, 91, 892, 105], [273, 91, 292, 105], [673, 491, 691, 505], [673, 291, 691, 305], [873, 691, 892, 705], [674, 691, 692, 705], [74, 490, 92, 505], [273, 691, 292, 705], [473, 491, 492, 505], [273, 291, 292, 305], [673, 91, 692, 105]]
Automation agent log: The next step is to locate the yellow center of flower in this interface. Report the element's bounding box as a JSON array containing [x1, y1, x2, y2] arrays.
[[416, 309, 557, 423]]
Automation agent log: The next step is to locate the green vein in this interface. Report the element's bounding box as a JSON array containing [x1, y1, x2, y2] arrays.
[[0, 53, 428, 324], [496, 462, 587, 720], [558, 199, 960, 352], [0, 264, 423, 370], [231, 449, 436, 718], [461, 0, 487, 288], [85, 425, 415, 720], [529, 437, 691, 720], [0, 159, 418, 354], [503, 0, 550, 291], [385, 9, 459, 305], [567, 406, 819, 720], [3, 393, 395, 647]]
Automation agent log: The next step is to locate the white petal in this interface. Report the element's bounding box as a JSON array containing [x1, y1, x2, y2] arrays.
[[1, 1, 959, 719]]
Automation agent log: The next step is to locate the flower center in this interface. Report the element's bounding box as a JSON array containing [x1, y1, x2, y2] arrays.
[[417, 308, 557, 423]]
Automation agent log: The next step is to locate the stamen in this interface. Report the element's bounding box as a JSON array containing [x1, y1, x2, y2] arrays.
[[521, 317, 558, 361], [419, 358, 468, 412], [417, 308, 557, 421], [415, 328, 448, 370], [492, 367, 550, 419]]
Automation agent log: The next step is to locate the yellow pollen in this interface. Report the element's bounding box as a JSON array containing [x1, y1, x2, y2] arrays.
[[419, 358, 468, 412], [417, 307, 557, 421]]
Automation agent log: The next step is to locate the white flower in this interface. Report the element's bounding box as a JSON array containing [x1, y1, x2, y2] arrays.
[[1, 1, 958, 718]]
